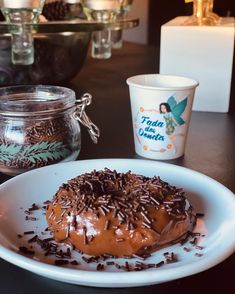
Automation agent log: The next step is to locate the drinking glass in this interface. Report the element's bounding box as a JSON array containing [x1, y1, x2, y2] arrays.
[[111, 0, 133, 49], [81, 0, 122, 59], [0, 0, 45, 65]]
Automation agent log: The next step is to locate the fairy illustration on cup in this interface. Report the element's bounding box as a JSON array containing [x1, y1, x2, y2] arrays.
[[134, 95, 188, 155], [159, 96, 188, 153]]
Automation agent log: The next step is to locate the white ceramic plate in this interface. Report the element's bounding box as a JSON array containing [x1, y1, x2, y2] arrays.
[[0, 159, 235, 288]]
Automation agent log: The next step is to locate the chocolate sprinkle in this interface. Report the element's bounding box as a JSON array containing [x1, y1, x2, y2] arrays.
[[183, 247, 191, 252], [24, 230, 35, 235], [180, 231, 191, 245], [195, 245, 204, 250], [19, 246, 35, 255], [196, 213, 204, 217], [24, 210, 31, 215], [70, 260, 79, 265], [25, 216, 37, 221], [29, 204, 40, 211], [116, 238, 125, 242], [163, 252, 178, 264], [88, 235, 94, 243], [83, 227, 87, 245], [55, 259, 69, 266], [104, 220, 110, 230], [190, 237, 198, 246], [28, 235, 38, 243], [106, 261, 115, 266], [96, 263, 105, 271], [155, 261, 165, 268]]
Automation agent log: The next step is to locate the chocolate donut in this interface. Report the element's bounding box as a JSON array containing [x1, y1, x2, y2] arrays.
[[46, 169, 196, 257]]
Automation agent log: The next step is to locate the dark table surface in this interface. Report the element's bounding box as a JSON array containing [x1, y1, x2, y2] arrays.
[[0, 42, 235, 294]]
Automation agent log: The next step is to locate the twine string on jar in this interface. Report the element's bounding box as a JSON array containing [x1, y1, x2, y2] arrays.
[[74, 93, 100, 144]]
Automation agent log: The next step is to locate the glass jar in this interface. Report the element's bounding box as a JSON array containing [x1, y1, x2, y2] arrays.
[[0, 85, 99, 176]]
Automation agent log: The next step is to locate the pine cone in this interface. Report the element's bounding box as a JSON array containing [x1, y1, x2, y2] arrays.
[[42, 1, 70, 21]]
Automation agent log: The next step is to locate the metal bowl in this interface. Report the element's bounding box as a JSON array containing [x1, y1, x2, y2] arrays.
[[0, 32, 90, 86]]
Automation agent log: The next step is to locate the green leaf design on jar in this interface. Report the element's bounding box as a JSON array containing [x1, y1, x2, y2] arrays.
[[0, 141, 71, 164], [0, 144, 22, 161]]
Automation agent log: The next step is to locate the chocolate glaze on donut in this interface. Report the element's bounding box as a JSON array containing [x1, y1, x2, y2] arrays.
[[46, 169, 196, 257]]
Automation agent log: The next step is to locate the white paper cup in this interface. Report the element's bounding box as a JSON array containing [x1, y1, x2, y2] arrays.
[[127, 74, 199, 160]]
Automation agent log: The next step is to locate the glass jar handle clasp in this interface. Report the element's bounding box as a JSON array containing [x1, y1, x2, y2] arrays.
[[74, 93, 100, 144]]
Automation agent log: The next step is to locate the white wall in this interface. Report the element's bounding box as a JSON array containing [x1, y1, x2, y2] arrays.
[[123, 0, 149, 44]]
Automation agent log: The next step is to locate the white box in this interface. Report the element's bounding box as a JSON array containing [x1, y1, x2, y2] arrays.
[[160, 17, 235, 112]]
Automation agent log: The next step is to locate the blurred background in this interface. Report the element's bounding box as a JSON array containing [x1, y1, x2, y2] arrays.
[[123, 0, 235, 46], [0, 0, 233, 87]]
